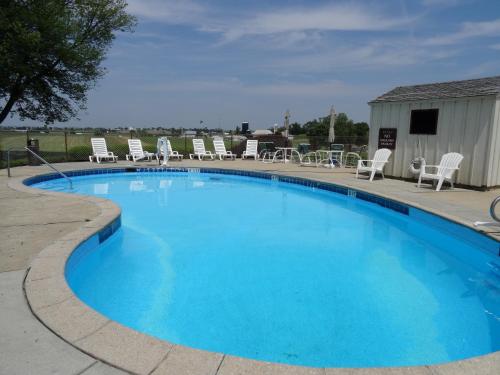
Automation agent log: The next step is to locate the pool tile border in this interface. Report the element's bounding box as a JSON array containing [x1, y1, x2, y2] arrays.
[[13, 166, 500, 375]]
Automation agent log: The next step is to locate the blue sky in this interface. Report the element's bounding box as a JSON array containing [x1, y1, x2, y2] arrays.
[[7, 0, 500, 129]]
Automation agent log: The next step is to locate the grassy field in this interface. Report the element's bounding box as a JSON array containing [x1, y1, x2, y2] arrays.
[[0, 131, 244, 167], [0, 131, 365, 168], [0, 131, 244, 151]]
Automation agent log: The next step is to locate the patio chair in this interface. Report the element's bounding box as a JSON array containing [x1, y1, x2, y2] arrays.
[[167, 140, 183, 160], [417, 152, 463, 191], [89, 138, 118, 163], [189, 139, 214, 160], [316, 150, 341, 168], [344, 152, 362, 168], [126, 139, 157, 162], [242, 140, 258, 160], [213, 139, 236, 160], [158, 140, 183, 161], [356, 148, 392, 181], [299, 151, 319, 166]]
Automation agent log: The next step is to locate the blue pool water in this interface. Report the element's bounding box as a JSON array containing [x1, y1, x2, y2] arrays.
[[33, 172, 500, 367]]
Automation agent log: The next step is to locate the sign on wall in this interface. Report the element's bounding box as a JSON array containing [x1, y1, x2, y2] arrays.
[[378, 128, 397, 149]]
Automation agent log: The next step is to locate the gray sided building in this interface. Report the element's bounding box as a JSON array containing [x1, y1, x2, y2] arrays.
[[368, 76, 500, 188]]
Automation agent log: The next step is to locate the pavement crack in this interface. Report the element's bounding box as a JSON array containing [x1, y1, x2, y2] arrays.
[[74, 320, 112, 344], [34, 294, 74, 311], [74, 360, 98, 375], [0, 219, 88, 228], [215, 354, 226, 375], [147, 345, 174, 375]]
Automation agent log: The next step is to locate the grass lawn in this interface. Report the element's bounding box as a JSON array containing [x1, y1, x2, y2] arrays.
[[0, 131, 364, 168], [0, 131, 244, 166]]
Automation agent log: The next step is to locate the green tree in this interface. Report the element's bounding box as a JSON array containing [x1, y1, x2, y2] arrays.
[[353, 122, 369, 145], [302, 112, 369, 146], [0, 0, 136, 124], [303, 118, 328, 137], [289, 122, 302, 135], [332, 113, 354, 144]]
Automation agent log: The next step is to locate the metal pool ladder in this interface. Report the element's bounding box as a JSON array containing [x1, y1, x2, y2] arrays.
[[474, 196, 500, 228], [7, 147, 73, 190]]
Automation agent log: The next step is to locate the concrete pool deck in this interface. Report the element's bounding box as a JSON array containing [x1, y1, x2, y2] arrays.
[[1, 160, 499, 375]]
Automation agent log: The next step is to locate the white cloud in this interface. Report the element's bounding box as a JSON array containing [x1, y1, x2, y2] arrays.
[[141, 78, 373, 98], [424, 18, 500, 45], [465, 60, 500, 76], [220, 4, 411, 42], [127, 0, 205, 24], [261, 40, 458, 73], [127, 1, 412, 44], [421, 0, 461, 6]]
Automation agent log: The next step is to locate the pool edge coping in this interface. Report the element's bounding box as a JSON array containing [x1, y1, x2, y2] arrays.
[[8, 167, 500, 375]]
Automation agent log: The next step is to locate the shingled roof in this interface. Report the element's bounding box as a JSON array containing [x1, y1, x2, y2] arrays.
[[369, 76, 500, 104]]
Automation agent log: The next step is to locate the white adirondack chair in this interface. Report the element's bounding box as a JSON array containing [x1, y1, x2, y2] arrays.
[[242, 140, 258, 160], [126, 139, 157, 162], [189, 139, 214, 160], [89, 138, 118, 163], [418, 152, 464, 191], [356, 148, 392, 182], [213, 139, 236, 160]]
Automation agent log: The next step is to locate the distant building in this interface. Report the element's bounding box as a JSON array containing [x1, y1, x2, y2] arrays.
[[183, 130, 196, 138], [369, 76, 500, 188], [253, 129, 272, 136], [241, 122, 249, 134]]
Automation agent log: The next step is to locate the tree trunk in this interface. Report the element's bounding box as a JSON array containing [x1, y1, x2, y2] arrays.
[[0, 92, 19, 124]]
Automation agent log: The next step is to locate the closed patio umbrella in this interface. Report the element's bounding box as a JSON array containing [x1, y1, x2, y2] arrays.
[[328, 106, 336, 143]]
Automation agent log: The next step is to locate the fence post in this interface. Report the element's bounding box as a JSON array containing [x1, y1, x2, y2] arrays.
[[230, 135, 233, 151], [64, 131, 69, 161]]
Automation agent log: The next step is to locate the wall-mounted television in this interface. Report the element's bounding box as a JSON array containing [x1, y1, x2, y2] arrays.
[[410, 109, 439, 135]]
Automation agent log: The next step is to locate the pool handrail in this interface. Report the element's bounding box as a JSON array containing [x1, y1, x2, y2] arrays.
[[474, 195, 500, 227], [7, 147, 73, 190]]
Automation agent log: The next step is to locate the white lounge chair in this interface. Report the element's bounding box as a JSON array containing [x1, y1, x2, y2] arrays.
[[356, 148, 392, 181], [189, 139, 214, 160], [166, 140, 183, 160], [89, 138, 118, 163], [158, 140, 183, 161], [418, 152, 464, 191], [242, 140, 258, 160], [213, 139, 236, 160], [126, 139, 157, 162]]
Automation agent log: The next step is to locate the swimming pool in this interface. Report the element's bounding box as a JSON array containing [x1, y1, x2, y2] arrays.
[[32, 169, 500, 368]]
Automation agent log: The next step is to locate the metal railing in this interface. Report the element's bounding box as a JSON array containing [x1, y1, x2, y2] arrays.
[[0, 129, 368, 168], [7, 147, 73, 189], [474, 195, 500, 227], [490, 196, 500, 223]]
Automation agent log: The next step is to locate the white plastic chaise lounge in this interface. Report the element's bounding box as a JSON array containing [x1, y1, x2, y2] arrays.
[[417, 152, 464, 191], [242, 140, 258, 160], [126, 139, 157, 162], [158, 140, 184, 161], [213, 139, 236, 160], [89, 138, 118, 163], [189, 139, 214, 160], [356, 148, 392, 182], [166, 140, 183, 160]]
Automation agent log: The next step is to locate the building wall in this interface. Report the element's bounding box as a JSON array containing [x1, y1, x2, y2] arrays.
[[485, 96, 500, 187], [368, 96, 498, 187]]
